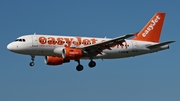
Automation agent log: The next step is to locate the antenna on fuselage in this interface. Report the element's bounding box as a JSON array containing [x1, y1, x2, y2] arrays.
[[34, 32, 36, 35]]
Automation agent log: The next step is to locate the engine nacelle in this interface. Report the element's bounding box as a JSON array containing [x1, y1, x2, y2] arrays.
[[53, 47, 64, 55], [45, 56, 70, 66], [62, 48, 82, 60]]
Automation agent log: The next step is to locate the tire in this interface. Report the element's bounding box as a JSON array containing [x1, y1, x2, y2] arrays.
[[88, 61, 96, 68], [76, 65, 84, 71], [29, 62, 34, 66]]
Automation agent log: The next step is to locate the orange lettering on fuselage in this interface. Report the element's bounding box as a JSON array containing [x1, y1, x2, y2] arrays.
[[91, 38, 98, 44], [57, 38, 64, 45], [101, 40, 105, 42], [38, 36, 99, 47], [39, 37, 47, 44], [116, 42, 128, 49], [64, 38, 73, 47], [73, 37, 82, 46], [82, 39, 91, 46], [117, 43, 123, 48], [100, 40, 128, 49], [48, 37, 56, 45], [38, 36, 129, 49]]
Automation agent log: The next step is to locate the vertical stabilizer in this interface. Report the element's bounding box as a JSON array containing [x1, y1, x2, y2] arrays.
[[132, 12, 166, 42]]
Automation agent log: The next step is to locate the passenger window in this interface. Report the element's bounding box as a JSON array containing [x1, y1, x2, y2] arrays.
[[23, 39, 25, 42]]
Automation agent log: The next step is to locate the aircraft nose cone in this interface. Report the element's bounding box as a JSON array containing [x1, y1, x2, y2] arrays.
[[7, 43, 13, 51]]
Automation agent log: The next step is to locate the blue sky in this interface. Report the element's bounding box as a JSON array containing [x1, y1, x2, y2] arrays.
[[1, 0, 180, 101]]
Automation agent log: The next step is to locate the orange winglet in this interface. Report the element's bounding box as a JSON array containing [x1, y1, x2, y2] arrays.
[[132, 12, 166, 42], [134, 32, 139, 37]]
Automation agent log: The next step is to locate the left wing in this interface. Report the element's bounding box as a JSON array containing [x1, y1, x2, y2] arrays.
[[82, 34, 134, 55]]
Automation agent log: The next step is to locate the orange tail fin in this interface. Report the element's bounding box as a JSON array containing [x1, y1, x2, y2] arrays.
[[132, 12, 166, 42]]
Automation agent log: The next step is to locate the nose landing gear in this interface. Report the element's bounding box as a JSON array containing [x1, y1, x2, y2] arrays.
[[29, 55, 35, 66]]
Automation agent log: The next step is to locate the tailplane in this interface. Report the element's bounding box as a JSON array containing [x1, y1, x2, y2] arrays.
[[133, 12, 166, 42], [147, 40, 175, 49]]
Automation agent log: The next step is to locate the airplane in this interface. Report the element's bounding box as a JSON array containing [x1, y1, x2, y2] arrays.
[[7, 12, 175, 71]]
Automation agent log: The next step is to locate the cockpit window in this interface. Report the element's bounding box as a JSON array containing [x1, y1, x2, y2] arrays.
[[15, 39, 19, 41], [15, 39, 26, 42]]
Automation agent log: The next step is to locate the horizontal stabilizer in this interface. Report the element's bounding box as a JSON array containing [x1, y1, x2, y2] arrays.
[[147, 40, 175, 49]]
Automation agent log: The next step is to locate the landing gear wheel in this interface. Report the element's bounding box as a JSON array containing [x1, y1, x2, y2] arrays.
[[76, 65, 84, 71], [29, 62, 34, 66], [88, 61, 96, 68]]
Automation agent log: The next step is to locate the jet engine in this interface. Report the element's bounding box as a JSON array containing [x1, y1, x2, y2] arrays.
[[45, 56, 70, 65], [62, 48, 83, 60]]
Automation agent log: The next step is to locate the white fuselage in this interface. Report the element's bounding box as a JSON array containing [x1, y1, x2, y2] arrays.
[[7, 34, 169, 60]]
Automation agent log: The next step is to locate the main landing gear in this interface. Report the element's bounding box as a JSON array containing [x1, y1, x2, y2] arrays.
[[88, 60, 96, 68], [75, 60, 84, 71], [29, 55, 35, 66], [75, 60, 96, 71]]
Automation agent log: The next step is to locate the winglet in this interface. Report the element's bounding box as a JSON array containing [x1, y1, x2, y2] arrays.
[[134, 32, 139, 37], [132, 12, 166, 42]]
